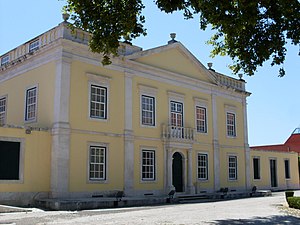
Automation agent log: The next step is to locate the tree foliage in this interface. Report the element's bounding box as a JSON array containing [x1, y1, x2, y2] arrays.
[[64, 0, 300, 76]]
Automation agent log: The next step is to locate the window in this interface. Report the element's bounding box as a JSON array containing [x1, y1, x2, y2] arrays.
[[141, 95, 155, 126], [0, 141, 20, 180], [170, 101, 183, 127], [198, 153, 208, 180], [284, 159, 290, 179], [141, 150, 155, 181], [228, 156, 237, 180], [90, 85, 107, 119], [1, 55, 9, 66], [0, 96, 7, 126], [253, 157, 260, 180], [25, 87, 37, 121], [196, 106, 207, 133], [29, 40, 39, 53], [89, 146, 106, 180], [226, 112, 236, 137]]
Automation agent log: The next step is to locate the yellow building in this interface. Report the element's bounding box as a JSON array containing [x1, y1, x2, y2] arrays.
[[0, 17, 298, 205]]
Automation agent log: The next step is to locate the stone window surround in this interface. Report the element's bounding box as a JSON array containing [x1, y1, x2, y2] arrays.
[[87, 142, 109, 184], [197, 152, 209, 181], [140, 147, 157, 183], [141, 95, 156, 127], [228, 154, 238, 181], [0, 95, 7, 125], [138, 84, 157, 128], [0, 136, 25, 184], [24, 84, 38, 123], [194, 97, 208, 134], [86, 73, 111, 122]]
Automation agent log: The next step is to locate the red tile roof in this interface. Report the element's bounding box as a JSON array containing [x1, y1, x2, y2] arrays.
[[250, 133, 300, 153]]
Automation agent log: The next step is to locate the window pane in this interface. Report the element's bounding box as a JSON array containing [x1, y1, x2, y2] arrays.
[[25, 87, 37, 121], [141, 150, 155, 180], [198, 153, 208, 180], [90, 85, 107, 119], [89, 146, 106, 180], [141, 95, 155, 126]]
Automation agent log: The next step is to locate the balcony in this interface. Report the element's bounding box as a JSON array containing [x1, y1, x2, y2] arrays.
[[162, 124, 194, 141]]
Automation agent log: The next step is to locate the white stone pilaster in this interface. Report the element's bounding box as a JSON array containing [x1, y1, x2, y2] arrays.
[[212, 93, 220, 191], [166, 148, 174, 191], [124, 72, 134, 195], [187, 148, 195, 194], [243, 98, 251, 190], [50, 52, 71, 198]]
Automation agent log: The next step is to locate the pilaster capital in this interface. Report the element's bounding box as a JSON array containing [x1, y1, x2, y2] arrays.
[[124, 71, 135, 79]]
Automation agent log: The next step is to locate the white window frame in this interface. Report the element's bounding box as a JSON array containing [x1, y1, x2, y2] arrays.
[[1, 55, 9, 66], [138, 84, 157, 128], [89, 84, 108, 120], [24, 85, 38, 122], [226, 112, 237, 137], [141, 149, 156, 182], [228, 155, 237, 180], [88, 145, 107, 181], [253, 157, 261, 180], [197, 152, 208, 180], [170, 101, 184, 127], [284, 159, 291, 179], [29, 40, 39, 53], [0, 137, 25, 184], [141, 95, 155, 127], [195, 106, 207, 133], [0, 95, 7, 126], [87, 73, 111, 121]]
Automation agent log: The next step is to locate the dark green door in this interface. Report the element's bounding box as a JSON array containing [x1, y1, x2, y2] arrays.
[[172, 152, 183, 192]]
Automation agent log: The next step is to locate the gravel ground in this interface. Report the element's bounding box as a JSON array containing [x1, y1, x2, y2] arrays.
[[1, 191, 300, 225]]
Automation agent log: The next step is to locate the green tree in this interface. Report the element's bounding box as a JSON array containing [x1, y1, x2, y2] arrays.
[[64, 0, 300, 76]]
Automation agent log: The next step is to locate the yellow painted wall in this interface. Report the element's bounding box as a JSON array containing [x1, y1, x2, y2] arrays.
[[193, 144, 214, 191], [132, 76, 213, 143], [0, 62, 56, 127], [135, 48, 211, 82], [0, 127, 51, 192], [69, 60, 125, 134], [133, 140, 164, 190], [219, 147, 246, 188], [216, 96, 245, 147], [69, 132, 124, 192], [250, 150, 299, 189]]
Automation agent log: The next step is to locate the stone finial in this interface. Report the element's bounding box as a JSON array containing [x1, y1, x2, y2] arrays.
[[170, 33, 176, 40], [168, 33, 177, 44], [207, 62, 213, 70], [62, 13, 70, 22]]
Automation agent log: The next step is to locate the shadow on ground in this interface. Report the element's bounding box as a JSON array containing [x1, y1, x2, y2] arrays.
[[212, 215, 300, 224]]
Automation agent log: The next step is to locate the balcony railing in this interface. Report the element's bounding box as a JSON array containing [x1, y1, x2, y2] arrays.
[[217, 73, 245, 92], [162, 124, 194, 141]]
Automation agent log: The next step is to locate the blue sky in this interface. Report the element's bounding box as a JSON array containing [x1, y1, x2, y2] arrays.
[[1, 0, 299, 146]]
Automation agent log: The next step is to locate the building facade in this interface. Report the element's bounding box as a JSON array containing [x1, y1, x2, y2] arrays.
[[250, 128, 300, 191], [1, 19, 295, 205]]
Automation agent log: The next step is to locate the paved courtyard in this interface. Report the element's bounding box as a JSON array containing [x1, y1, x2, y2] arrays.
[[0, 191, 300, 225]]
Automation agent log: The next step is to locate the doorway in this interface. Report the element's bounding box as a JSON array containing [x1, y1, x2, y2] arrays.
[[172, 152, 183, 192], [270, 159, 278, 188]]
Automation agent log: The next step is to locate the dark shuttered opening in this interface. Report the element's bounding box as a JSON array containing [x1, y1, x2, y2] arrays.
[[0, 141, 20, 180]]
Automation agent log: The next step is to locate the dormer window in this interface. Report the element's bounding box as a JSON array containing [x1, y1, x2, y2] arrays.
[[29, 40, 39, 53], [1, 55, 9, 66]]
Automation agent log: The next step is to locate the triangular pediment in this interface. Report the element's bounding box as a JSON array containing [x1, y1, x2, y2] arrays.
[[126, 42, 216, 84]]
